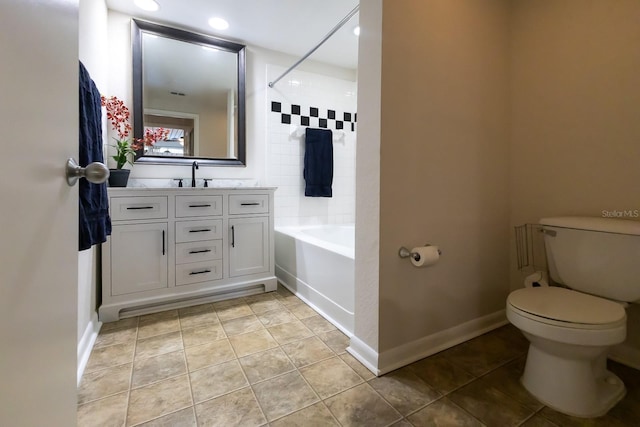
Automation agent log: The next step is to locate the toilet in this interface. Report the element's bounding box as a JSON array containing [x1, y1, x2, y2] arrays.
[[506, 216, 640, 418]]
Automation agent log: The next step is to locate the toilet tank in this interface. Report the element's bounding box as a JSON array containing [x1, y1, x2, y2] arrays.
[[540, 217, 640, 302]]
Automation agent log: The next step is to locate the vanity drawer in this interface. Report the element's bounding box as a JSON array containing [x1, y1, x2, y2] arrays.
[[176, 240, 222, 264], [176, 195, 223, 218], [176, 260, 223, 286], [175, 219, 223, 243], [228, 194, 269, 215], [110, 196, 168, 221]]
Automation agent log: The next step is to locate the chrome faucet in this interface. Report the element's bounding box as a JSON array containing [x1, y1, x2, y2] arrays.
[[191, 161, 199, 187]]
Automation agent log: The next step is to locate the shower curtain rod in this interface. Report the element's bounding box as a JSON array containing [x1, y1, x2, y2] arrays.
[[268, 4, 359, 88]]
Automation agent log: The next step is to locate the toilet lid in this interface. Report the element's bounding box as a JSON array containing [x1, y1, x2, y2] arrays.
[[508, 287, 625, 325]]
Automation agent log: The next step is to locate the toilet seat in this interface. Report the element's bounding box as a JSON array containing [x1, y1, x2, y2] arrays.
[[507, 287, 626, 346], [508, 287, 626, 329]]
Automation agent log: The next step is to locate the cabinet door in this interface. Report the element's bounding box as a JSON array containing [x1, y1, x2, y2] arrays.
[[229, 217, 269, 277], [110, 223, 168, 295]]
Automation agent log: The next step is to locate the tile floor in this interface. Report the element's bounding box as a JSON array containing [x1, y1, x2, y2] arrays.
[[78, 284, 640, 426]]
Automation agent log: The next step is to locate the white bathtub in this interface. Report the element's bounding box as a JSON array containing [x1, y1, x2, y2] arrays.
[[274, 224, 354, 335]]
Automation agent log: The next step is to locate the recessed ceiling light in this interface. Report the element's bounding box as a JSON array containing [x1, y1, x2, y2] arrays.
[[134, 0, 159, 12], [353, 26, 360, 36], [208, 17, 229, 31]]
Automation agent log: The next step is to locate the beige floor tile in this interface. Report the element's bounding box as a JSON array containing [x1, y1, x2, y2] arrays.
[[407, 398, 483, 427], [221, 314, 264, 336], [85, 342, 135, 373], [340, 353, 376, 381], [94, 327, 137, 349], [181, 323, 226, 348], [270, 402, 339, 426], [135, 407, 196, 427], [248, 298, 285, 314], [179, 310, 219, 330], [267, 320, 314, 345], [438, 330, 525, 377], [215, 303, 254, 321], [301, 315, 337, 334], [538, 406, 630, 427], [77, 391, 128, 427], [390, 420, 413, 426], [520, 414, 560, 427], [78, 363, 132, 405], [324, 383, 402, 427], [212, 297, 247, 310], [448, 376, 535, 426], [281, 336, 335, 368], [300, 356, 363, 399], [288, 302, 318, 319], [406, 354, 475, 394], [317, 329, 350, 354], [190, 360, 248, 403], [135, 331, 183, 361], [132, 350, 187, 389], [195, 387, 266, 427], [184, 339, 235, 371], [252, 371, 319, 421], [243, 292, 278, 304], [177, 303, 214, 316], [256, 309, 297, 327], [126, 375, 192, 426], [229, 329, 279, 358], [481, 356, 543, 411], [137, 311, 180, 340], [274, 292, 301, 307], [369, 367, 440, 415], [100, 317, 138, 333], [239, 347, 295, 384]]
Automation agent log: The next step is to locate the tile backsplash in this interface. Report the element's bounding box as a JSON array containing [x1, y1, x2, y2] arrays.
[[266, 66, 357, 227]]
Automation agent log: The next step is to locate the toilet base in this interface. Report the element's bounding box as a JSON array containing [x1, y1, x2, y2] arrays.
[[521, 339, 626, 418]]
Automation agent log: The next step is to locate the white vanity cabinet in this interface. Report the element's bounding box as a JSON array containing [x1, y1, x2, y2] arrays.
[[100, 187, 276, 322]]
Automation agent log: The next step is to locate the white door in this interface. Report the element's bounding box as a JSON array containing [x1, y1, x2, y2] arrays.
[[0, 1, 79, 426]]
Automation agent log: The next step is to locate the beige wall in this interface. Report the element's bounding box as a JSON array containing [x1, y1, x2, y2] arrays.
[[377, 0, 511, 352], [510, 0, 640, 356]]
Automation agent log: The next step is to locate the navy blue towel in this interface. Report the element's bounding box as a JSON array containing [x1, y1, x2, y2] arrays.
[[304, 128, 333, 197], [79, 62, 111, 251]]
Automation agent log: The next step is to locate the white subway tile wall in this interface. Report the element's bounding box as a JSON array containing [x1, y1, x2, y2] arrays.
[[266, 65, 357, 227]]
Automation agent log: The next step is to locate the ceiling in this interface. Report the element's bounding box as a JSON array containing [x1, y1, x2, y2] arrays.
[[106, 0, 360, 70]]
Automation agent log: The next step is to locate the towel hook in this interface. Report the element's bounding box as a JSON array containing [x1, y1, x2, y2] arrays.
[[65, 158, 110, 186]]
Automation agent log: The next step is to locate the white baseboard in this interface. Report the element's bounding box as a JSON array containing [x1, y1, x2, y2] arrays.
[[347, 309, 507, 376], [610, 342, 640, 370], [77, 313, 102, 386], [347, 336, 381, 376], [276, 266, 354, 336]]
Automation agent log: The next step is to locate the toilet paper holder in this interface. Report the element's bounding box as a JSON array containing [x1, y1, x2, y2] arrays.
[[399, 244, 442, 261]]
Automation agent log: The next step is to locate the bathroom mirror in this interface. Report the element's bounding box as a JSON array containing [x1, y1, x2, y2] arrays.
[[132, 19, 246, 166]]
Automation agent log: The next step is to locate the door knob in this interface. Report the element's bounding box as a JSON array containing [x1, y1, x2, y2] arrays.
[[65, 158, 110, 186]]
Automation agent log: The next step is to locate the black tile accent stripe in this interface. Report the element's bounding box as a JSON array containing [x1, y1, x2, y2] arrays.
[[269, 100, 357, 133]]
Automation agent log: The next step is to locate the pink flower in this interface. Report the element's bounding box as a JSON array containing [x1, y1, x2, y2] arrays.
[[132, 127, 170, 150], [101, 96, 132, 140]]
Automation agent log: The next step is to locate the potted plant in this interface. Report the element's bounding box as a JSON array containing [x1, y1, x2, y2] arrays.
[[101, 96, 168, 187]]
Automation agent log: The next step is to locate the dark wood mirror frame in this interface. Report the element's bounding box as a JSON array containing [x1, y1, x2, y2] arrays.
[[132, 19, 246, 166]]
